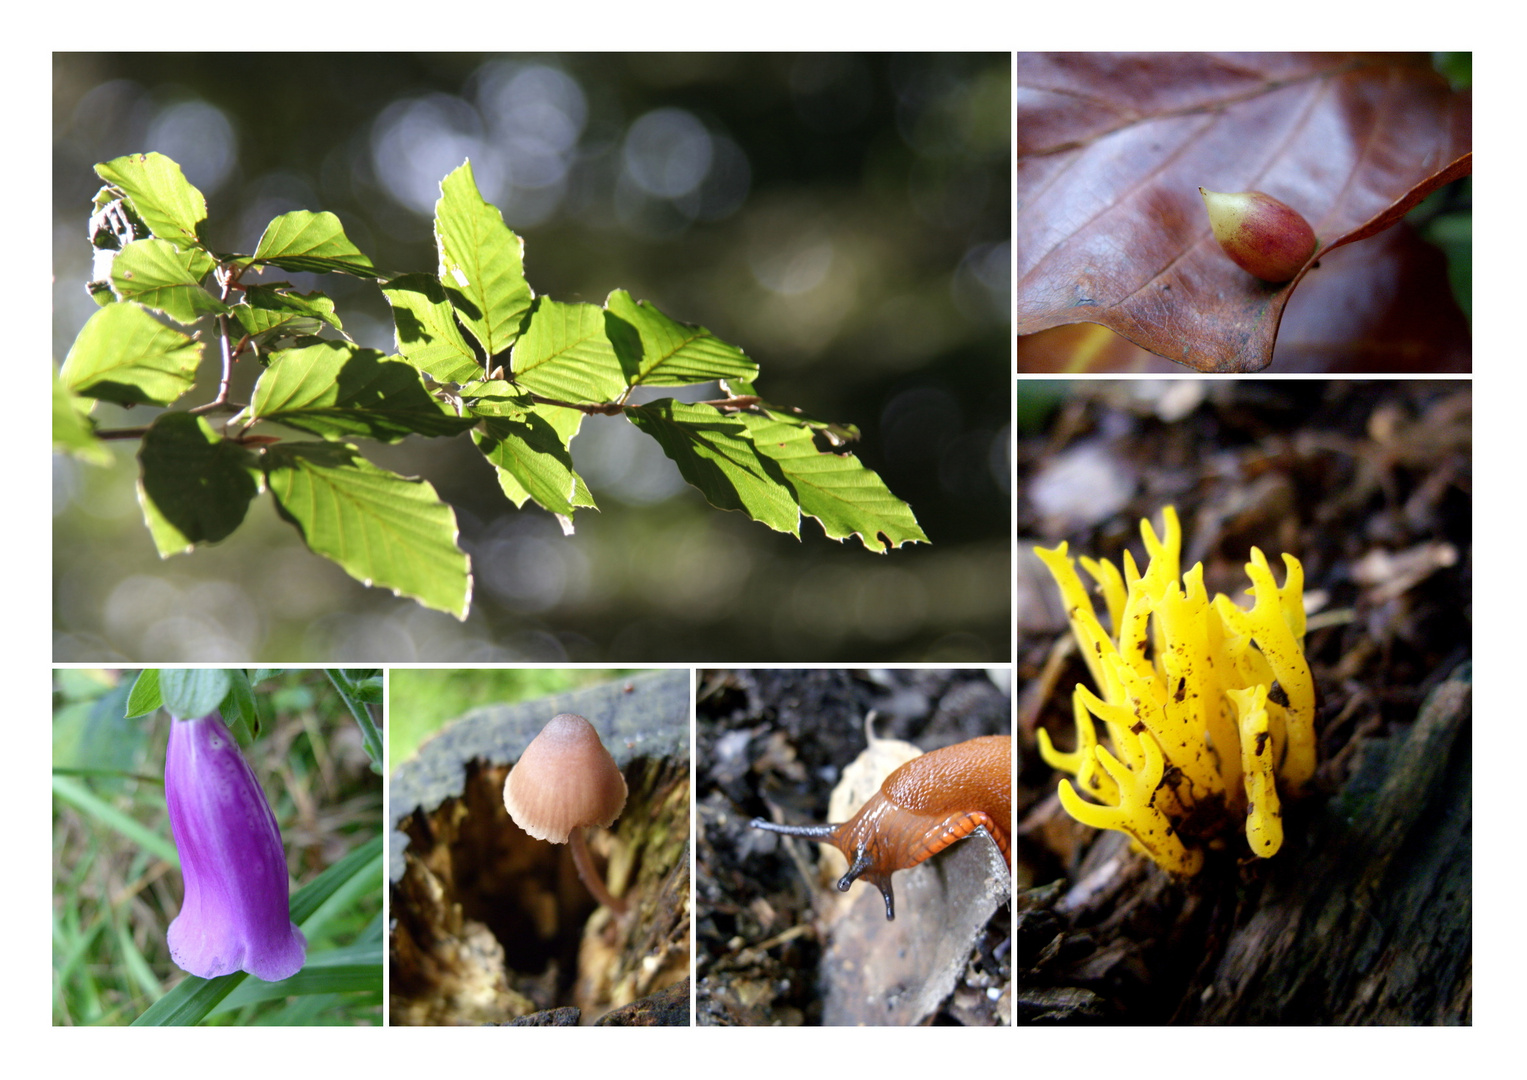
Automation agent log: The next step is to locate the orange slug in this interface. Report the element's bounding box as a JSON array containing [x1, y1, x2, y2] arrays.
[[750, 735, 1012, 920]]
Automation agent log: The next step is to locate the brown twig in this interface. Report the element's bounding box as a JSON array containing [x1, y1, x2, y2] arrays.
[[528, 393, 628, 416]]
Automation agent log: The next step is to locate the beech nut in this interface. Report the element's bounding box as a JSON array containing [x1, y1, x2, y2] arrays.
[[1199, 187, 1318, 284]]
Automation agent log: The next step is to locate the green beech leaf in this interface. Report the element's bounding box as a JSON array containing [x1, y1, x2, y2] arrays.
[[723, 378, 861, 444], [110, 239, 226, 324], [94, 153, 207, 248], [91, 186, 150, 249], [626, 399, 799, 534], [535, 406, 597, 509], [511, 297, 628, 404], [380, 273, 482, 384], [737, 411, 929, 552], [474, 422, 579, 515], [53, 375, 112, 465], [61, 304, 204, 407], [472, 421, 580, 517], [239, 340, 477, 442], [434, 160, 533, 360], [463, 382, 589, 515], [137, 413, 262, 556], [263, 442, 471, 618], [251, 211, 379, 277], [160, 669, 233, 720], [233, 286, 343, 343], [604, 289, 759, 387]]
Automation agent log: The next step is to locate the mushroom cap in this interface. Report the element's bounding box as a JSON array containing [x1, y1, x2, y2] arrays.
[[503, 713, 628, 843]]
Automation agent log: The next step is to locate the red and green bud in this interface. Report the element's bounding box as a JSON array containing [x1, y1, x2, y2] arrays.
[[1199, 188, 1317, 284]]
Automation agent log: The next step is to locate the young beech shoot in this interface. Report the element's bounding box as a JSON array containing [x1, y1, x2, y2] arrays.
[[1198, 188, 1318, 284], [55, 152, 929, 622]]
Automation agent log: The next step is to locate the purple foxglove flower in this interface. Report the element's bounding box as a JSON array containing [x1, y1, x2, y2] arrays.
[[165, 712, 306, 982]]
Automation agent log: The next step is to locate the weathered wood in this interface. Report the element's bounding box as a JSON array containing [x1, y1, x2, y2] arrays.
[[1183, 665, 1471, 1024], [389, 669, 691, 881]]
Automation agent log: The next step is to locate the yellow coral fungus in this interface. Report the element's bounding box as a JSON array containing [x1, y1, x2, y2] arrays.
[[1035, 506, 1315, 874]]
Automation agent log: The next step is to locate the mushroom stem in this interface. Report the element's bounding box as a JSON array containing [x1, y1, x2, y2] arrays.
[[570, 827, 628, 915]]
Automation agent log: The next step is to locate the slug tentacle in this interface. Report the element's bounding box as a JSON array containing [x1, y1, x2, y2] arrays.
[[748, 819, 840, 840], [836, 848, 896, 919]]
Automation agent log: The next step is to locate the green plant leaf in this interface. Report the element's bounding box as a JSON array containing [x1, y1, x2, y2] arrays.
[[464, 382, 594, 514], [511, 297, 629, 403], [125, 669, 162, 717], [724, 377, 861, 444], [137, 413, 262, 556], [470, 386, 596, 513], [289, 834, 384, 924], [379, 273, 482, 384], [91, 185, 151, 249], [626, 399, 799, 534], [132, 972, 245, 1027], [605, 289, 759, 387], [61, 304, 203, 407], [219, 669, 259, 745], [212, 959, 382, 1008], [736, 411, 929, 552], [232, 286, 343, 345], [239, 340, 478, 442], [51, 774, 177, 864], [109, 238, 226, 324], [53, 375, 112, 464], [160, 669, 232, 720], [95, 153, 207, 248], [251, 211, 379, 277], [472, 416, 581, 517], [347, 673, 384, 704], [434, 160, 533, 360], [327, 669, 382, 772], [263, 442, 471, 618]]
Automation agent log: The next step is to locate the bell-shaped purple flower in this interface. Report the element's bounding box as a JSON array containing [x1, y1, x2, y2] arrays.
[[164, 712, 306, 982]]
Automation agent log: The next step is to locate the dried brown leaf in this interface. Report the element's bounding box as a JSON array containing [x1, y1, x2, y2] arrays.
[[1016, 53, 1471, 372]]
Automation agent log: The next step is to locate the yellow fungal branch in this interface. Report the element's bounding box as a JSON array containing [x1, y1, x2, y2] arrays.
[[1035, 507, 1315, 874]]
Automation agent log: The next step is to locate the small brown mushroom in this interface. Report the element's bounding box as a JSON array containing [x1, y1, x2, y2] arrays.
[[503, 713, 630, 914]]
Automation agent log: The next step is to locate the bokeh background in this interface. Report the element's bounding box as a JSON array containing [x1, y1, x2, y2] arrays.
[[53, 53, 1012, 662]]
